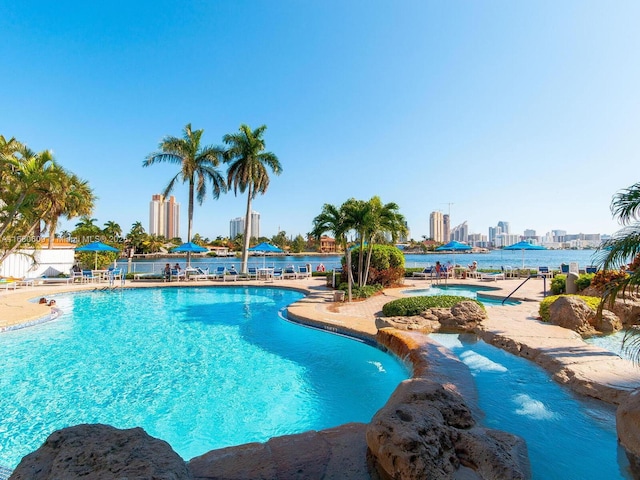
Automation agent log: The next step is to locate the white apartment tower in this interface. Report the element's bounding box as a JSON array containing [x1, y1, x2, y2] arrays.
[[430, 211, 445, 243], [230, 211, 260, 240], [149, 194, 180, 239]]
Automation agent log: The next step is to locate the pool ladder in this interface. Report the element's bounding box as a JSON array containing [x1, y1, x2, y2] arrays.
[[502, 274, 547, 305]]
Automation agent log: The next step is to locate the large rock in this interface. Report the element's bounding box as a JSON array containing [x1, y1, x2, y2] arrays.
[[376, 315, 440, 332], [617, 389, 640, 479], [9, 424, 191, 480], [366, 378, 530, 480], [420, 301, 487, 333], [548, 296, 598, 336], [549, 296, 622, 336]]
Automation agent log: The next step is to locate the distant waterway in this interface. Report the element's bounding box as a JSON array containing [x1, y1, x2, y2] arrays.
[[119, 249, 601, 274]]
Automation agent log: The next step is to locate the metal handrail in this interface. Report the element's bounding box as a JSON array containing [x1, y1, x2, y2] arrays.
[[502, 274, 547, 305]]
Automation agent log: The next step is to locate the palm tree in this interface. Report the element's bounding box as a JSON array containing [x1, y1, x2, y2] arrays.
[[224, 124, 282, 274], [103, 220, 122, 240], [597, 182, 640, 363], [45, 170, 95, 248], [312, 202, 356, 301], [143, 123, 226, 264]]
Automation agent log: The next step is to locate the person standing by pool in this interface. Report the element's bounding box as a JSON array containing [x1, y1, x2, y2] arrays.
[[435, 261, 442, 282], [163, 263, 171, 281]]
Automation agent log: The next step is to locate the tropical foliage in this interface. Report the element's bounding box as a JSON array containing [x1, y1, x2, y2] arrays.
[[0, 135, 95, 263], [312, 196, 407, 301], [143, 124, 226, 260], [382, 295, 484, 317], [594, 181, 640, 364], [224, 124, 281, 273]]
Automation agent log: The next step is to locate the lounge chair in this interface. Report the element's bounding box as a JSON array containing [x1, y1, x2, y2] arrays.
[[560, 264, 570, 274], [82, 270, 99, 283], [169, 269, 185, 282], [272, 268, 283, 280], [191, 267, 211, 281], [585, 266, 598, 274], [0, 279, 17, 292], [210, 266, 226, 280], [480, 272, 505, 281], [283, 265, 297, 280], [246, 266, 258, 280], [297, 265, 311, 279], [537, 266, 553, 279], [412, 267, 433, 279], [223, 268, 239, 282]]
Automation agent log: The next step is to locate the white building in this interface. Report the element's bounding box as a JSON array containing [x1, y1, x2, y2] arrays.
[[149, 194, 180, 239], [229, 211, 260, 240]]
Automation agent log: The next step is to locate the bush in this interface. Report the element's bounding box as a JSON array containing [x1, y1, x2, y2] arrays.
[[337, 283, 382, 299], [575, 273, 595, 292], [382, 295, 484, 317], [550, 275, 566, 295], [591, 270, 629, 289], [538, 294, 602, 322], [344, 244, 405, 287]]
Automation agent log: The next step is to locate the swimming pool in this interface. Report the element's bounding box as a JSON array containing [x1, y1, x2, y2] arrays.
[[404, 285, 521, 306], [431, 333, 631, 479], [0, 287, 409, 470]]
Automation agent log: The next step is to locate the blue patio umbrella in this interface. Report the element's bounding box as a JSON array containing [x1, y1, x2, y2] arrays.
[[75, 241, 120, 270], [171, 242, 208, 253], [435, 241, 472, 268], [503, 240, 546, 268], [249, 242, 284, 267], [249, 242, 284, 253]]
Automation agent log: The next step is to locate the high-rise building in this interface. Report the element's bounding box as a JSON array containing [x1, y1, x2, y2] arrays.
[[451, 221, 468, 242], [430, 211, 444, 243], [229, 211, 261, 240], [497, 221, 510, 235], [443, 214, 451, 242], [149, 194, 180, 239]]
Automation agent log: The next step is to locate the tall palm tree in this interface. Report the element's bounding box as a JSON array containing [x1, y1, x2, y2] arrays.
[[45, 170, 95, 248], [103, 220, 122, 240], [223, 124, 282, 273], [312, 201, 356, 302], [143, 124, 226, 264], [597, 182, 640, 363], [359, 196, 407, 286]]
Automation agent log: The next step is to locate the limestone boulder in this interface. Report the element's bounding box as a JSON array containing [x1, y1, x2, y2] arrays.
[[617, 389, 640, 479], [366, 378, 530, 480], [594, 309, 623, 333], [376, 315, 440, 332], [610, 297, 640, 326], [420, 301, 487, 333], [9, 424, 191, 480], [548, 296, 598, 336]]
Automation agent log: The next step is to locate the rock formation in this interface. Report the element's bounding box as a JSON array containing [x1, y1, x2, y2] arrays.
[[366, 378, 530, 480], [378, 300, 487, 333], [617, 389, 640, 479], [9, 424, 192, 480], [548, 295, 622, 336]]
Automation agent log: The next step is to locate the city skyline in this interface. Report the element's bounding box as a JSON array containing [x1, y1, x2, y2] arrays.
[[3, 2, 638, 240]]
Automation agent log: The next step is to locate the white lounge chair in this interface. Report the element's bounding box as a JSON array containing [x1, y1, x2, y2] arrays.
[[480, 272, 505, 281], [537, 266, 553, 279], [297, 265, 311, 279], [412, 267, 433, 279], [283, 266, 297, 279]]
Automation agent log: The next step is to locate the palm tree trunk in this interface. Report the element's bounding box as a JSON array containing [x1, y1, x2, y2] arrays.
[[0, 219, 41, 264], [363, 244, 374, 286], [358, 238, 366, 287], [47, 218, 58, 249], [0, 192, 28, 239], [241, 186, 253, 274], [187, 179, 195, 266], [345, 243, 354, 302]]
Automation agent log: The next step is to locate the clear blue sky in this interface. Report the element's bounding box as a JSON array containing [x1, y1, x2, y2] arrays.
[[2, 1, 638, 240]]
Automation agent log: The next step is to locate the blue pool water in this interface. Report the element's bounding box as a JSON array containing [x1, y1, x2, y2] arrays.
[[404, 285, 521, 306], [0, 287, 409, 470], [431, 333, 631, 480]]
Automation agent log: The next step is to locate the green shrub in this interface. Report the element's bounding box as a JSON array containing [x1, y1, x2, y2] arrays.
[[575, 273, 595, 291], [382, 295, 484, 317], [337, 283, 383, 299], [550, 275, 566, 295], [539, 294, 602, 321], [344, 244, 405, 287]]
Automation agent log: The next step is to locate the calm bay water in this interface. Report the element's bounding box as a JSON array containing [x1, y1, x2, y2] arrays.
[[120, 249, 601, 274]]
